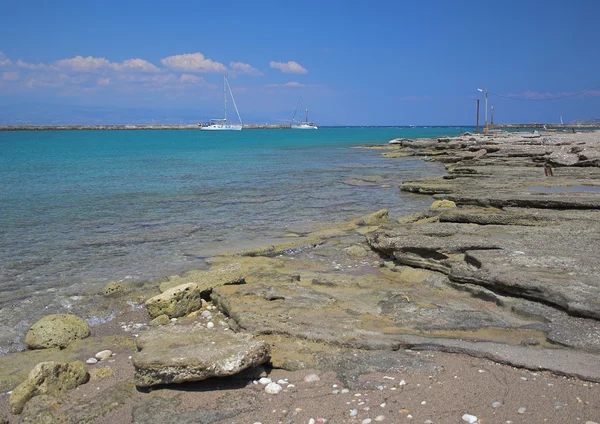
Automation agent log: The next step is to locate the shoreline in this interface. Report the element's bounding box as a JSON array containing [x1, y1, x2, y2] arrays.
[[1, 129, 600, 423]]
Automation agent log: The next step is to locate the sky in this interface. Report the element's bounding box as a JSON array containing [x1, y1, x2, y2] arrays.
[[0, 0, 599, 125]]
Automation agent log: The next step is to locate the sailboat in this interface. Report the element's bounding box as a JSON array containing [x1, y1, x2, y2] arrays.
[[291, 97, 317, 129], [200, 76, 243, 131]]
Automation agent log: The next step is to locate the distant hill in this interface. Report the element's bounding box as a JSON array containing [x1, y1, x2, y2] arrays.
[[571, 117, 600, 124]]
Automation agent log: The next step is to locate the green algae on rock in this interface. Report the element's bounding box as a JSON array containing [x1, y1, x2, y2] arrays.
[[145, 282, 204, 319], [25, 314, 90, 350], [9, 360, 89, 414]]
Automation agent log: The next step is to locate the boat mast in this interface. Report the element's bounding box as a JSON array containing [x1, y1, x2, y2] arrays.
[[225, 77, 243, 125], [306, 108, 308, 124], [223, 76, 227, 123]]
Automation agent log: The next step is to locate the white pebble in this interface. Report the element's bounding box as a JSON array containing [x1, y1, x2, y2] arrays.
[[200, 310, 212, 319], [309, 419, 316, 424], [333, 384, 338, 388], [354, 393, 362, 397], [170, 318, 177, 322], [362, 419, 372, 424], [407, 415, 413, 419], [383, 376, 395, 380], [332, 389, 340, 394], [258, 377, 272, 385], [265, 382, 282, 394], [304, 373, 320, 382], [518, 407, 526, 414], [375, 416, 385, 422], [277, 379, 288, 385], [95, 350, 112, 360], [377, 385, 384, 390], [253, 422, 262, 424], [363, 406, 370, 411], [424, 421, 433, 424], [206, 321, 214, 329], [341, 388, 350, 393], [287, 384, 295, 388], [380, 402, 386, 407], [520, 377, 528, 381], [491, 401, 503, 408], [86, 358, 98, 364], [350, 409, 359, 417], [585, 421, 599, 424], [399, 380, 406, 386], [421, 401, 426, 405], [462, 414, 478, 423]]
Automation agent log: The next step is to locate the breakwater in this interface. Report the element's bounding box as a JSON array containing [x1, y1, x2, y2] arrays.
[[0, 124, 292, 131]]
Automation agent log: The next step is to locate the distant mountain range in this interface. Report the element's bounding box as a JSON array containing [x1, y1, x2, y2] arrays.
[[571, 117, 600, 124]]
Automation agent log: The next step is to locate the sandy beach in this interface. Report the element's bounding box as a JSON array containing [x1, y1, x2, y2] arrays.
[[1, 129, 600, 423]]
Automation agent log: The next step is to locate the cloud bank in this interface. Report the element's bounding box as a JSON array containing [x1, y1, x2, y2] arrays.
[[269, 61, 308, 74]]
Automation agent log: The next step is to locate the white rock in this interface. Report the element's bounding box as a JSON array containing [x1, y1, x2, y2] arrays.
[[399, 379, 406, 386], [95, 350, 112, 360], [206, 322, 214, 329], [462, 414, 478, 423], [332, 389, 339, 394], [287, 384, 295, 388], [362, 419, 372, 424], [309, 419, 316, 424], [380, 402, 386, 407], [200, 310, 212, 319], [277, 379, 288, 385], [424, 421, 434, 424], [265, 382, 282, 394], [86, 358, 98, 364], [258, 377, 272, 385], [341, 388, 350, 393], [375, 417, 385, 422], [304, 373, 320, 382], [491, 401, 503, 408], [518, 407, 526, 414], [350, 409, 359, 417]]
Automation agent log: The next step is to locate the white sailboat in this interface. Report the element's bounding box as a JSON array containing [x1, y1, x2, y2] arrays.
[[200, 76, 243, 131], [291, 97, 317, 129]]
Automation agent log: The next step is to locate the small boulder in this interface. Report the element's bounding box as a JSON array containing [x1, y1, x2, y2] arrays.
[[95, 350, 112, 360], [430, 200, 457, 209], [437, 137, 451, 142], [25, 314, 90, 349], [548, 149, 579, 166], [150, 314, 171, 326], [345, 245, 368, 258], [356, 209, 389, 226], [145, 283, 203, 319], [132, 325, 270, 387], [9, 361, 89, 414]]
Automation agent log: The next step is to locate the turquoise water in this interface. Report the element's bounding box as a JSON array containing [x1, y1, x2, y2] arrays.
[[0, 126, 458, 353]]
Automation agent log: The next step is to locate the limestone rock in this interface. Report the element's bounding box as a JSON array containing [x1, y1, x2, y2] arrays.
[[430, 200, 456, 209], [548, 149, 579, 166], [150, 314, 171, 326], [132, 325, 270, 387], [9, 361, 89, 414], [145, 283, 203, 319], [356, 209, 388, 226], [102, 281, 124, 296], [25, 314, 90, 350], [344, 245, 368, 258], [159, 263, 245, 293]]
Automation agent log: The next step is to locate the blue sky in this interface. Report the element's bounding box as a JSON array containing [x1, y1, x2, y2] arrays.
[[0, 0, 599, 125]]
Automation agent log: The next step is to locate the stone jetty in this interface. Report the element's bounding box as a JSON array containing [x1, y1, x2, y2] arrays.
[[0, 129, 599, 423]]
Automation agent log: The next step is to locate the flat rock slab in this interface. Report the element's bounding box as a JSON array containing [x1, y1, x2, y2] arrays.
[[132, 325, 269, 387], [399, 334, 600, 383]]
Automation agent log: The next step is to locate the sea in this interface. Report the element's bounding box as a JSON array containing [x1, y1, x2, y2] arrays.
[[0, 126, 465, 355]]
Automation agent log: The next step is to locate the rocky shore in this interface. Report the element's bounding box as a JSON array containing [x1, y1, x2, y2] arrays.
[[1, 130, 600, 423]]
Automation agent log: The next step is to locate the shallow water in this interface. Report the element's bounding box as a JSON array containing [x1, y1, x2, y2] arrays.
[[0, 127, 455, 354]]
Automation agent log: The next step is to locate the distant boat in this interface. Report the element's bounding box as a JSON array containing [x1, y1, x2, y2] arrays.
[[291, 97, 317, 130], [199, 76, 242, 131]]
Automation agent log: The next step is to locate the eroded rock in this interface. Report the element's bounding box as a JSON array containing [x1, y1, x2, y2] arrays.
[[145, 282, 204, 319], [10, 360, 89, 414], [132, 325, 270, 387], [25, 314, 90, 350]]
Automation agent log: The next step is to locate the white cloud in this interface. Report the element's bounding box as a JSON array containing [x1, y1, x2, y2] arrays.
[[269, 61, 307, 74], [16, 59, 49, 70], [180, 74, 202, 83], [0, 52, 11, 66], [230, 61, 263, 76], [161, 52, 226, 73], [55, 56, 111, 72], [3, 71, 19, 81], [267, 81, 306, 88], [113, 58, 160, 73], [97, 78, 110, 86]]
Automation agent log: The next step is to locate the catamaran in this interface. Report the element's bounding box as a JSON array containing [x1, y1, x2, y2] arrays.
[[291, 97, 317, 129], [199, 76, 243, 131]]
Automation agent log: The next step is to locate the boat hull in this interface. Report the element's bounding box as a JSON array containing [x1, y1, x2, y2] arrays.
[[200, 125, 242, 131], [291, 124, 318, 130]]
